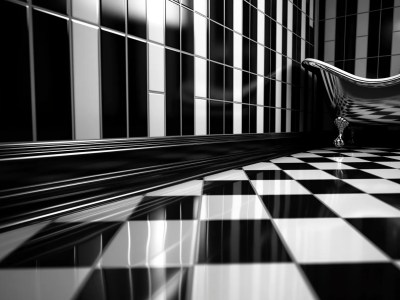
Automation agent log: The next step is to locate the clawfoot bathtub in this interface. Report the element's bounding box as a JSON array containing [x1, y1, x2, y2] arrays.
[[302, 58, 400, 147]]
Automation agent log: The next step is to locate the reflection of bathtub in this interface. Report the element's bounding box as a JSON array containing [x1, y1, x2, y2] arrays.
[[302, 58, 400, 146]]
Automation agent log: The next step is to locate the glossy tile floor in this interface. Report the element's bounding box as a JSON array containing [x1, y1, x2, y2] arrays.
[[1, 147, 400, 299]]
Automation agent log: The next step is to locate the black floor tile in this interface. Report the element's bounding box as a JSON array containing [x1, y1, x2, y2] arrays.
[[261, 195, 337, 218], [245, 170, 292, 180], [391, 179, 400, 185], [128, 196, 201, 220], [302, 263, 400, 300], [198, 220, 291, 263], [202, 181, 256, 195], [324, 169, 380, 179], [347, 218, 400, 259], [274, 163, 317, 170], [298, 179, 362, 194], [0, 222, 122, 267], [362, 157, 399, 162], [344, 162, 394, 169], [372, 194, 400, 210], [298, 157, 336, 163], [76, 267, 189, 300]]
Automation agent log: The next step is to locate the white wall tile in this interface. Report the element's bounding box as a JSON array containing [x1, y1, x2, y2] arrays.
[[275, 109, 281, 133], [147, 0, 164, 43], [257, 75, 264, 106], [195, 57, 207, 97], [393, 8, 400, 32], [234, 0, 243, 34], [287, 2, 293, 31], [325, 0, 337, 19], [194, 14, 207, 58], [257, 11, 265, 45], [276, 80, 282, 108], [149, 93, 165, 137], [324, 19, 336, 41], [234, 33, 242, 69], [390, 55, 400, 76], [72, 21, 100, 140], [233, 103, 242, 134], [258, 0, 265, 13], [233, 69, 242, 102], [324, 41, 335, 62], [195, 98, 207, 135], [396, 0, 400, 6], [72, 0, 99, 23], [287, 32, 293, 58], [286, 110, 291, 132], [355, 59, 367, 77], [193, 0, 207, 16], [257, 106, 264, 133], [287, 58, 292, 84], [358, 0, 370, 13], [276, 24, 282, 53], [148, 43, 165, 92], [301, 12, 306, 39], [257, 44, 264, 76], [301, 39, 306, 61], [276, 53, 282, 81], [356, 13, 369, 37], [393, 32, 400, 55], [277, 0, 283, 23], [355, 36, 368, 58]]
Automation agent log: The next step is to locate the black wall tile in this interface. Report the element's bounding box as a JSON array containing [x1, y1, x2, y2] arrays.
[[378, 56, 391, 78], [250, 6, 258, 41], [249, 40, 257, 73], [225, 0, 233, 29], [209, 100, 224, 134], [210, 21, 224, 63], [166, 49, 181, 136], [367, 57, 378, 78], [181, 7, 194, 54], [101, 30, 127, 138], [225, 29, 233, 66], [370, 0, 381, 11], [335, 17, 345, 61], [381, 0, 394, 8], [242, 37, 250, 71], [379, 8, 394, 56], [128, 38, 148, 137], [265, 17, 271, 49], [345, 15, 357, 60], [346, 0, 358, 15], [128, 0, 146, 39], [242, 72, 250, 103], [264, 107, 270, 133], [182, 54, 194, 135], [225, 66, 233, 101], [250, 74, 257, 105], [33, 10, 72, 141], [336, 0, 346, 17], [242, 104, 250, 133], [101, 0, 125, 32], [209, 62, 224, 100], [210, 0, 224, 24], [250, 105, 257, 133], [166, 0, 180, 49], [33, 0, 66, 14], [243, 1, 250, 37], [367, 11, 380, 57], [0, 2, 32, 142], [224, 102, 233, 134]]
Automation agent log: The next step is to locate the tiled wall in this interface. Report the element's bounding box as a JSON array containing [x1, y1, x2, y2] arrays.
[[0, 0, 315, 142], [318, 0, 400, 78]]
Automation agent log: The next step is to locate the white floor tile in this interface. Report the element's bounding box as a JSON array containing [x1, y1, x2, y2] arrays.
[[242, 162, 281, 170], [191, 264, 315, 300], [0, 268, 90, 300], [200, 195, 269, 220], [0, 222, 49, 261], [362, 169, 400, 179], [99, 221, 198, 267], [343, 179, 400, 193], [377, 162, 400, 168], [270, 157, 304, 163], [291, 152, 322, 158], [204, 170, 249, 181], [283, 170, 337, 180], [328, 157, 368, 163], [315, 194, 400, 218], [251, 180, 311, 195], [309, 163, 354, 170], [386, 156, 400, 161], [274, 218, 388, 263], [356, 149, 386, 153], [341, 152, 378, 157], [147, 180, 203, 196], [56, 196, 143, 222], [308, 150, 337, 153]]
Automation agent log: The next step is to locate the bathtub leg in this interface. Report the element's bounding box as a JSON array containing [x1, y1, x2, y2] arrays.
[[333, 117, 349, 148]]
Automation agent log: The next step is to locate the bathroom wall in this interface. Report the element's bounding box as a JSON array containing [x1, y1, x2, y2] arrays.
[[0, 0, 315, 142], [318, 0, 400, 78]]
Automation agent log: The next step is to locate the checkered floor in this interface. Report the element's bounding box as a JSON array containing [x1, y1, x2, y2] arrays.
[[1, 147, 400, 300]]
